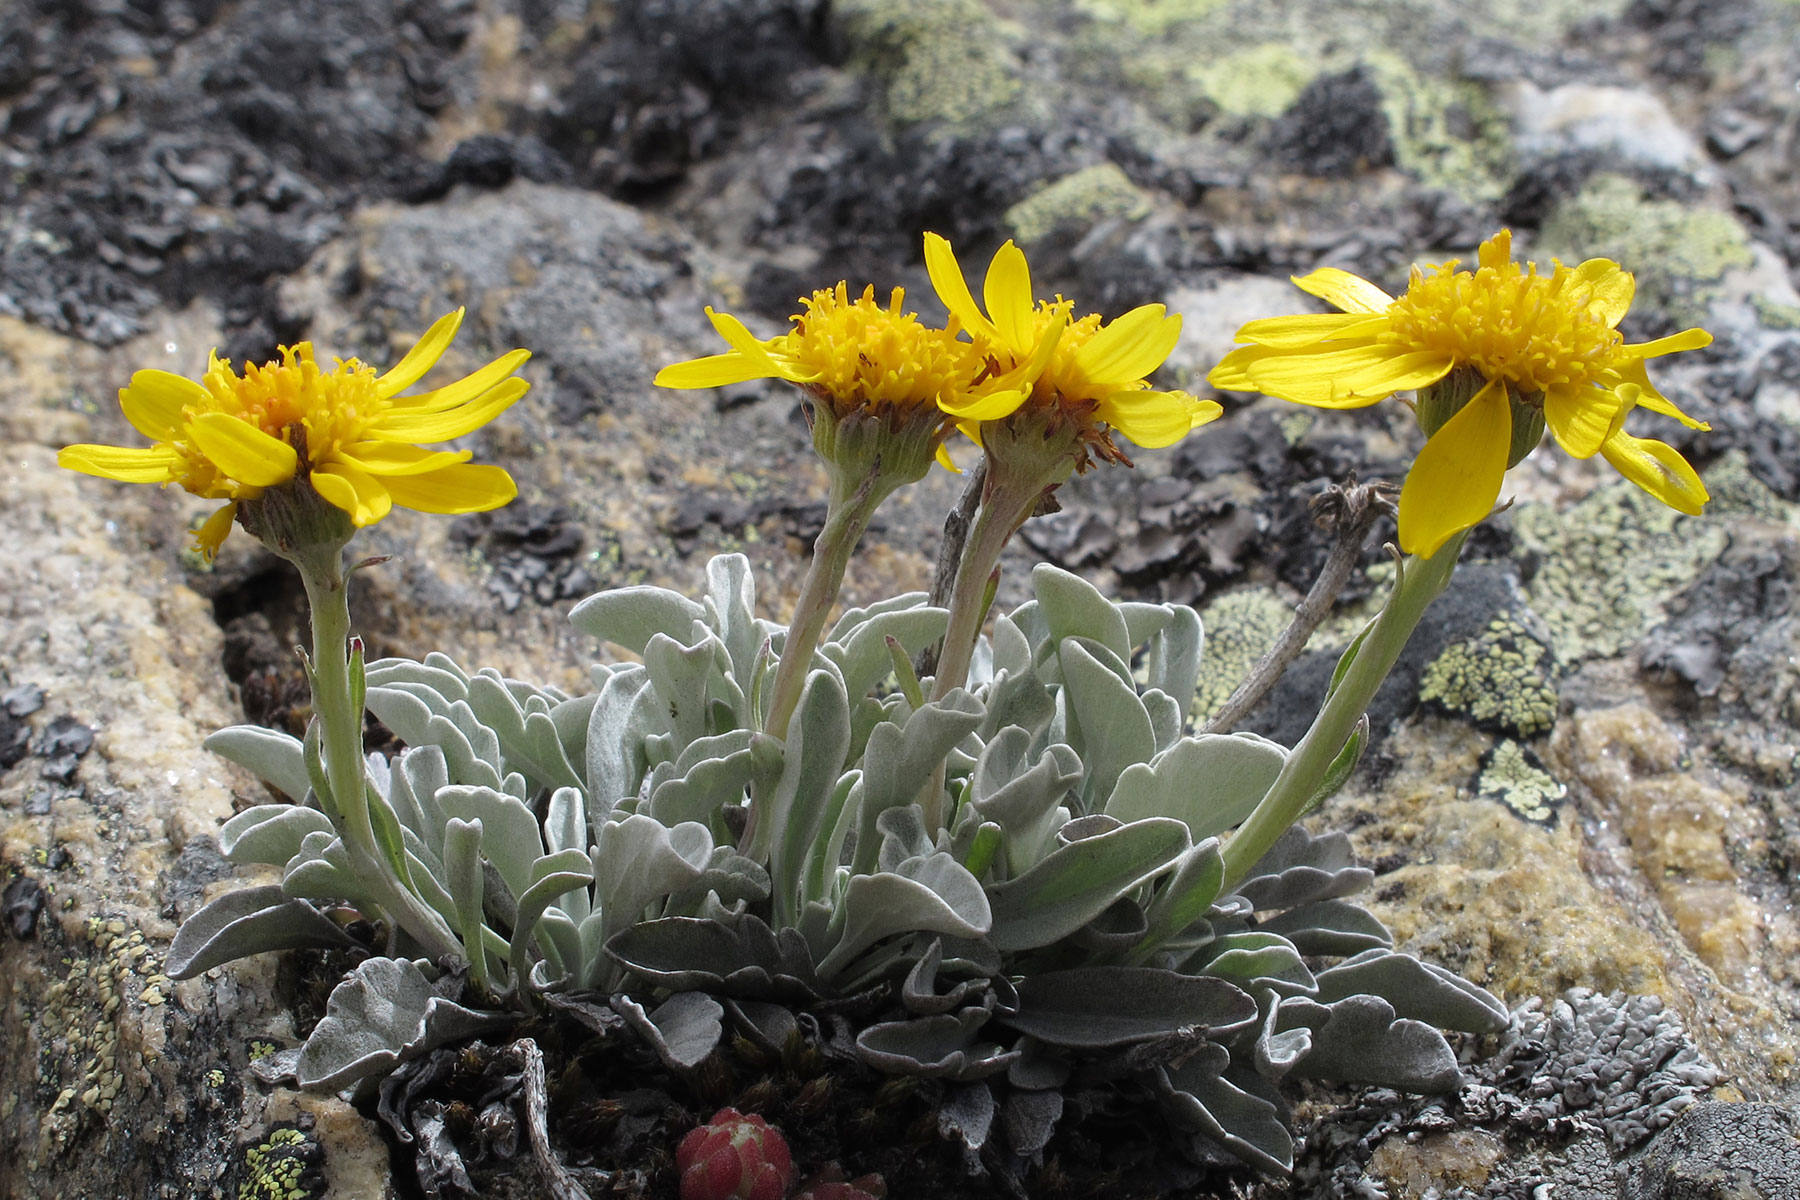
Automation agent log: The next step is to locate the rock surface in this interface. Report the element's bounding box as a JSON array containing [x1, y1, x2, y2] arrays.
[[4, 0, 1800, 1195]]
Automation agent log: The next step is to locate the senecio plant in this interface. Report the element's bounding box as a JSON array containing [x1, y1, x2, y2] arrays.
[[62, 229, 1710, 1186]]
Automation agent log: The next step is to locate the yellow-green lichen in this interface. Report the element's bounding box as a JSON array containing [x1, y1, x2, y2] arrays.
[[206, 1068, 227, 1088], [1364, 51, 1514, 203], [1538, 174, 1754, 327], [1188, 43, 1318, 118], [1513, 482, 1728, 663], [1419, 614, 1558, 737], [247, 1039, 281, 1063], [239, 1126, 324, 1200], [1751, 294, 1800, 331], [1073, 0, 1231, 37], [1194, 587, 1293, 721], [1004, 163, 1153, 244], [1477, 737, 1566, 823], [835, 0, 1025, 127]]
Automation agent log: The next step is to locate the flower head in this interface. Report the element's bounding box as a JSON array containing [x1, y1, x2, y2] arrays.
[[58, 310, 528, 559], [1207, 230, 1711, 557], [924, 232, 1221, 470]]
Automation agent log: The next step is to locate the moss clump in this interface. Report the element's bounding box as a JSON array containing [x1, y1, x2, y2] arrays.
[[1513, 483, 1727, 663], [239, 1126, 325, 1200], [1189, 43, 1318, 118], [836, 0, 1024, 127], [1477, 738, 1566, 824], [1194, 587, 1293, 721], [1539, 174, 1754, 328], [1420, 614, 1558, 738], [1004, 163, 1154, 244]]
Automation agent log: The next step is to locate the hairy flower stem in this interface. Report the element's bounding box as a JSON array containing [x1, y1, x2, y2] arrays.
[[1218, 530, 1468, 892], [292, 544, 462, 961], [764, 469, 888, 741]]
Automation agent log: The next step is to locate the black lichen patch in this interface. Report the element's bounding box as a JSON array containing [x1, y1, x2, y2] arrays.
[[1268, 67, 1394, 179]]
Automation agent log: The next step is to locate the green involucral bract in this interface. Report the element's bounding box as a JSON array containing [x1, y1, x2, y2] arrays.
[[172, 554, 1505, 1176]]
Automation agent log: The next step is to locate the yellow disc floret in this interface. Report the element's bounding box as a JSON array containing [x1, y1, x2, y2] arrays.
[[788, 283, 986, 419]]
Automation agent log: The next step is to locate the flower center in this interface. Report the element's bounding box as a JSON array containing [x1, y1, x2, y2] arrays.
[[789, 283, 979, 418], [1381, 256, 1623, 399]]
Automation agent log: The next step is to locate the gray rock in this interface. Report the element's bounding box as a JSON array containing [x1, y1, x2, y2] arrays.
[[1624, 1103, 1800, 1200]]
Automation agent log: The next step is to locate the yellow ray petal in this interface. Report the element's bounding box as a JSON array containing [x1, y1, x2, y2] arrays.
[[378, 462, 518, 514], [1610, 360, 1709, 430], [1625, 327, 1712, 360], [339, 441, 473, 476], [376, 309, 464, 399], [655, 351, 765, 389], [392, 349, 531, 413], [1098, 390, 1216, 449], [1292, 267, 1395, 314], [1073, 305, 1180, 384], [924, 233, 999, 344], [192, 501, 239, 562], [1563, 257, 1634, 327], [939, 386, 1027, 421], [57, 443, 182, 483], [312, 460, 393, 527], [1544, 385, 1629, 459], [706, 307, 815, 382], [935, 442, 961, 473], [1231, 312, 1388, 349], [1601, 429, 1708, 516], [188, 412, 300, 487], [983, 241, 1036, 358], [120, 370, 207, 440], [1245, 345, 1453, 408], [372, 377, 527, 443], [1397, 380, 1510, 558]]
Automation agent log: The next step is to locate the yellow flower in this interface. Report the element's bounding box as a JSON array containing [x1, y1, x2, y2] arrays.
[[1207, 229, 1711, 557], [58, 310, 527, 559], [923, 233, 1221, 468]]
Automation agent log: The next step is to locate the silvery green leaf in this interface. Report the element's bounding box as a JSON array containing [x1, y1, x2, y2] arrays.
[[646, 733, 756, 829], [827, 605, 949, 702], [364, 658, 470, 702], [585, 665, 659, 821], [509, 849, 596, 989], [1106, 732, 1287, 843], [940, 1082, 996, 1153], [1142, 689, 1183, 754], [1157, 1043, 1293, 1175], [1267, 993, 1463, 1092], [990, 613, 1033, 678], [568, 585, 707, 654], [852, 690, 984, 875], [364, 684, 442, 750], [549, 694, 597, 780], [1058, 638, 1154, 809], [967, 731, 1079, 875], [398, 746, 450, 855], [1256, 901, 1392, 957], [204, 725, 313, 803], [613, 990, 723, 1073], [900, 939, 989, 1016], [282, 832, 379, 907], [295, 957, 510, 1091], [1143, 603, 1203, 709], [1135, 838, 1225, 960], [764, 671, 851, 921], [817, 850, 991, 979], [856, 1006, 1018, 1081], [1033, 563, 1131, 664], [593, 814, 715, 952], [986, 817, 1189, 952], [643, 632, 721, 749], [1005, 600, 1050, 666], [1001, 966, 1258, 1049], [167, 885, 357, 979], [1196, 932, 1317, 995], [1003, 1088, 1063, 1157], [1313, 949, 1509, 1033], [976, 666, 1054, 745], [465, 671, 583, 791], [402, 710, 503, 792], [704, 553, 763, 694], [826, 590, 932, 642], [537, 908, 583, 979], [873, 804, 934, 871], [442, 818, 486, 956], [802, 772, 860, 908], [1233, 827, 1373, 911], [436, 786, 545, 901], [1067, 895, 1148, 955], [605, 913, 820, 997], [1118, 601, 1173, 648], [219, 804, 336, 867], [543, 787, 586, 857]]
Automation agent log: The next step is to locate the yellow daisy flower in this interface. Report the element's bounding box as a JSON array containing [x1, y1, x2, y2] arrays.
[[1207, 229, 1711, 557], [59, 309, 528, 559], [923, 232, 1221, 469]]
